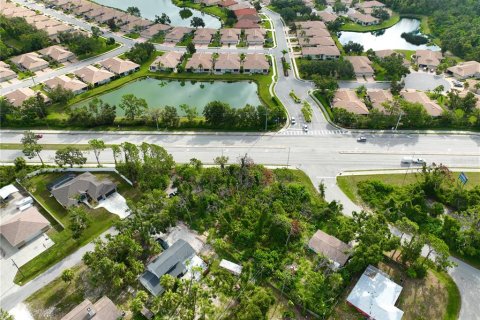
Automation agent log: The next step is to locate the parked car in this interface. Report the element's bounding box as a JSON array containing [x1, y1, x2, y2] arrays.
[[291, 117, 296, 125], [35, 134, 43, 139], [453, 80, 463, 88], [357, 136, 367, 142], [303, 124, 308, 132]]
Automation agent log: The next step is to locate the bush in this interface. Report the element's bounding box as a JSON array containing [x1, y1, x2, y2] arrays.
[[406, 262, 428, 279]]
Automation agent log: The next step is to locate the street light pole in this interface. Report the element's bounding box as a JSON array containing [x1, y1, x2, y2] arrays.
[[12, 258, 25, 278]]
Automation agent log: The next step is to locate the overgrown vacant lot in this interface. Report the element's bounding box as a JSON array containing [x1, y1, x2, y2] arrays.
[[15, 172, 140, 285]]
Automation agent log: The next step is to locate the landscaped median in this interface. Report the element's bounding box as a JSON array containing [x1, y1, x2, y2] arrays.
[[13, 171, 141, 285]]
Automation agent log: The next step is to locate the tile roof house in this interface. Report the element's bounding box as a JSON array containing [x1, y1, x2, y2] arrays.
[[234, 19, 259, 29], [0, 206, 50, 248], [61, 296, 122, 320], [301, 45, 340, 60], [243, 54, 269, 74], [447, 61, 480, 80], [11, 52, 49, 72], [120, 19, 153, 33], [220, 28, 241, 45], [346, 56, 374, 77], [74, 66, 114, 86], [214, 53, 241, 74], [4, 88, 49, 107], [298, 36, 335, 47], [228, 3, 251, 11], [308, 230, 351, 268], [298, 28, 330, 38], [401, 90, 443, 117], [140, 23, 172, 38], [186, 52, 214, 73], [355, 0, 386, 9], [201, 0, 222, 6], [44, 75, 88, 95], [150, 51, 184, 72], [414, 50, 442, 70], [39, 45, 75, 63], [332, 89, 370, 115], [0, 62, 16, 82], [347, 265, 404, 320], [318, 11, 338, 23], [234, 8, 259, 21], [348, 11, 379, 26], [140, 239, 196, 296], [100, 57, 140, 76], [192, 28, 217, 45], [71, 2, 96, 15], [244, 28, 266, 45], [218, 0, 237, 7], [25, 14, 50, 24], [295, 20, 327, 30], [45, 24, 74, 41], [165, 27, 193, 43], [33, 18, 62, 30], [367, 90, 393, 112], [50, 172, 117, 208]]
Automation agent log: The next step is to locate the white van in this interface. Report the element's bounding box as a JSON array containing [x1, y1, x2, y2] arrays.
[[401, 157, 425, 165]]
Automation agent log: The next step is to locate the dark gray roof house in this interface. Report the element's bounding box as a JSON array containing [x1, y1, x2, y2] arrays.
[[50, 172, 116, 208], [140, 239, 195, 296]]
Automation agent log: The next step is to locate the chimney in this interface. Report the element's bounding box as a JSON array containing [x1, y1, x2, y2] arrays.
[[86, 306, 96, 319]]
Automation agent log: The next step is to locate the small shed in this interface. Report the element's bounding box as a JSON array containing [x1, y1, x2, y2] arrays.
[[0, 184, 19, 202], [219, 259, 242, 276], [308, 230, 351, 268]]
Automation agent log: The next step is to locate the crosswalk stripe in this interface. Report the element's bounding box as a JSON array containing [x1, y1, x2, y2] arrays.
[[278, 129, 350, 136]]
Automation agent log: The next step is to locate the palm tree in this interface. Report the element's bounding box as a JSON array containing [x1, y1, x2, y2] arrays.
[[281, 49, 288, 57]]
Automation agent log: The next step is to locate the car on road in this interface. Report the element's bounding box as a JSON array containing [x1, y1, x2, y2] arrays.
[[401, 157, 425, 165], [357, 136, 367, 142], [35, 134, 43, 139], [291, 117, 296, 125], [303, 124, 308, 132]]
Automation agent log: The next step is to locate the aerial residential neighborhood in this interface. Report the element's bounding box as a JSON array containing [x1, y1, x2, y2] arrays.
[[0, 0, 479, 319]]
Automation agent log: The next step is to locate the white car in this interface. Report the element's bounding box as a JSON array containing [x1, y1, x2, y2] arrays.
[[303, 124, 308, 132], [291, 117, 296, 125], [401, 157, 425, 165]]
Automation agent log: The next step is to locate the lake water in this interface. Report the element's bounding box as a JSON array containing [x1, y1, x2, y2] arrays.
[[93, 0, 221, 28], [73, 78, 262, 116], [339, 18, 440, 51]]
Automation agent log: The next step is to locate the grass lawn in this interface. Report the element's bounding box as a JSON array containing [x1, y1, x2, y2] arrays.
[[14, 172, 141, 285], [337, 171, 480, 205], [340, 13, 400, 32], [330, 259, 460, 320], [395, 49, 415, 61], [76, 37, 121, 61], [124, 32, 140, 39], [171, 0, 228, 24], [262, 19, 272, 30]]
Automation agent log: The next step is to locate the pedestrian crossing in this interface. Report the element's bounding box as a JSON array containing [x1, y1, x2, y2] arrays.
[[278, 129, 350, 136]]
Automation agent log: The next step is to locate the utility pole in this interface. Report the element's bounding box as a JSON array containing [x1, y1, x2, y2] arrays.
[[12, 259, 25, 278], [394, 112, 403, 131]]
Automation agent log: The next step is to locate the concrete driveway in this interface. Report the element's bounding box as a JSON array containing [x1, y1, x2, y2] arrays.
[[94, 192, 130, 219]]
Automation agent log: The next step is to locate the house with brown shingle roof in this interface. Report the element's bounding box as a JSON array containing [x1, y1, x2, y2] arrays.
[[413, 50, 442, 70], [4, 88, 49, 107], [33, 18, 62, 30], [355, 0, 385, 9], [165, 27, 193, 43], [61, 296, 122, 320], [301, 45, 340, 60], [219, 0, 237, 7], [39, 45, 75, 63], [140, 24, 172, 38], [45, 24, 74, 41], [10, 52, 49, 72], [120, 19, 153, 33], [234, 8, 259, 20], [25, 14, 50, 24], [446, 61, 480, 80], [214, 53, 241, 74], [298, 36, 335, 47], [332, 89, 369, 115], [0, 206, 50, 249], [298, 27, 330, 38], [93, 8, 119, 23], [186, 52, 214, 73], [346, 56, 374, 77], [220, 28, 241, 45], [74, 66, 114, 86], [245, 28, 265, 46], [243, 54, 269, 74], [71, 2, 96, 15], [401, 90, 443, 117], [100, 57, 140, 76], [367, 90, 393, 113], [193, 28, 217, 45], [44, 75, 88, 94], [0, 62, 16, 82], [308, 230, 351, 268], [201, 0, 221, 5], [150, 51, 184, 72], [84, 6, 108, 20]]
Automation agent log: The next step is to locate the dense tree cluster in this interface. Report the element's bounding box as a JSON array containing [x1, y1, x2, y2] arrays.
[[0, 15, 50, 60], [357, 164, 480, 267], [298, 59, 355, 80], [68, 98, 117, 127], [125, 42, 155, 64], [270, 0, 313, 22], [58, 31, 113, 57]]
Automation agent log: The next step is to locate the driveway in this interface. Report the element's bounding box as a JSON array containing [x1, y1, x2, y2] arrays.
[[404, 71, 451, 91], [94, 192, 130, 219]]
